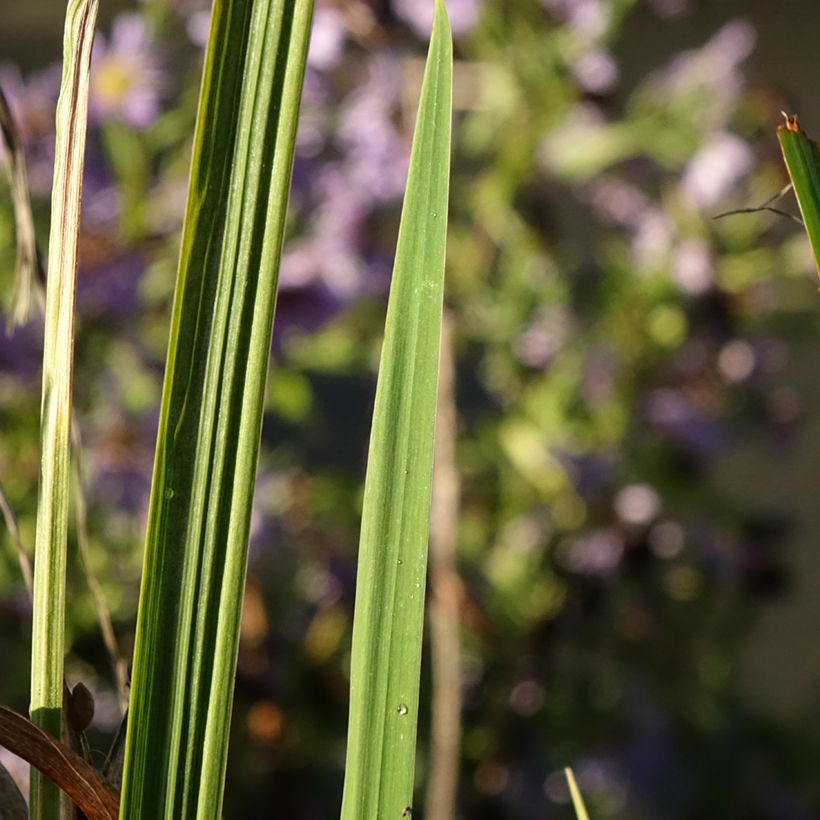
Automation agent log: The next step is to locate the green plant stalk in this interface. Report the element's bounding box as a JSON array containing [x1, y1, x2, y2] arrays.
[[30, 1, 99, 817], [425, 312, 462, 820], [340, 2, 452, 818], [119, 1, 313, 817]]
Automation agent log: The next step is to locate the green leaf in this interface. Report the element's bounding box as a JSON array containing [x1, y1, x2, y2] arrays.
[[119, 1, 314, 817], [340, 2, 453, 818], [30, 1, 99, 818], [778, 113, 820, 277]]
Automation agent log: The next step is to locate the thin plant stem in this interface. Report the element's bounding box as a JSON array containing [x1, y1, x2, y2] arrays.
[[0, 481, 33, 598], [71, 417, 129, 710], [1, 45, 124, 716], [425, 310, 462, 820], [565, 768, 591, 820]]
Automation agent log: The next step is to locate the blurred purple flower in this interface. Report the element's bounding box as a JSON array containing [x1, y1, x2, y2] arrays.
[[540, 0, 608, 40], [573, 758, 629, 814], [540, 0, 619, 96], [90, 411, 156, 516], [615, 484, 660, 526], [563, 451, 617, 500], [292, 73, 335, 173], [573, 48, 619, 94], [90, 13, 165, 130], [77, 248, 145, 318], [79, 139, 122, 230], [248, 473, 281, 561], [681, 131, 753, 208], [585, 175, 650, 227], [283, 52, 417, 311], [281, 236, 359, 298], [282, 49, 424, 334], [393, 0, 484, 39], [562, 528, 624, 577], [632, 208, 673, 269], [0, 64, 59, 145], [0, 65, 124, 219], [514, 307, 569, 370], [646, 387, 725, 457], [648, 20, 755, 125], [275, 242, 358, 343], [0, 64, 60, 195], [648, 520, 685, 559], [0, 748, 28, 804], [672, 239, 714, 295], [0, 316, 42, 380], [337, 55, 409, 203], [308, 8, 347, 71], [583, 177, 675, 270], [717, 338, 756, 383], [186, 10, 211, 48]]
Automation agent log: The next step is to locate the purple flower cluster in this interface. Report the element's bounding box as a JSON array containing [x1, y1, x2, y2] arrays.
[[89, 13, 164, 130]]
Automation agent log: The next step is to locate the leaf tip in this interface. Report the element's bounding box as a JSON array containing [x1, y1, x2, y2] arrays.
[[433, 0, 452, 40], [779, 111, 801, 134]]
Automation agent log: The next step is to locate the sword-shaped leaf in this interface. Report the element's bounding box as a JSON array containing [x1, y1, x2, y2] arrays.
[[119, 2, 314, 817], [340, 2, 452, 817]]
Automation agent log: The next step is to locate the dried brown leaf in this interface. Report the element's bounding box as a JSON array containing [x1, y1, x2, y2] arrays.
[[0, 706, 119, 820]]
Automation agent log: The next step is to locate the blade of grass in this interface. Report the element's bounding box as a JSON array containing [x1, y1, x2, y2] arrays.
[[119, 2, 314, 817], [1, 52, 124, 717], [0, 479, 34, 597], [30, 1, 99, 818], [0, 84, 44, 330], [340, 2, 453, 818], [565, 768, 591, 820], [778, 113, 820, 277]]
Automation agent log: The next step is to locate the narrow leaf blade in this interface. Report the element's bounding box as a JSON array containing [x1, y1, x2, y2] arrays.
[[340, 2, 453, 817], [120, 2, 314, 818], [30, 1, 99, 817], [565, 768, 591, 820]]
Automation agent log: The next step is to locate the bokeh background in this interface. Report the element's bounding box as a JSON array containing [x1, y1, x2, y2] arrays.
[[3, 0, 820, 817]]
